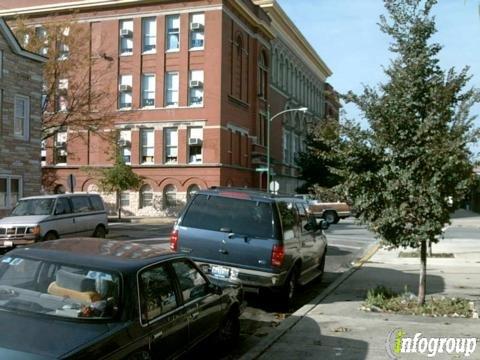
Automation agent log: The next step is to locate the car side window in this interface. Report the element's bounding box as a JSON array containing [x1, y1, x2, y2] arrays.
[[71, 196, 92, 213], [139, 265, 178, 322], [55, 198, 72, 215], [277, 201, 300, 240], [89, 196, 104, 211], [171, 260, 208, 303], [295, 203, 308, 231]]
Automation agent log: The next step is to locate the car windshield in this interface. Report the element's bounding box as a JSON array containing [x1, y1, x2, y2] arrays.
[[10, 199, 55, 216], [0, 256, 121, 320]]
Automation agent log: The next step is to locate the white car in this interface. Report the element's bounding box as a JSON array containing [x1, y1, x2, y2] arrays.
[[0, 193, 108, 250]]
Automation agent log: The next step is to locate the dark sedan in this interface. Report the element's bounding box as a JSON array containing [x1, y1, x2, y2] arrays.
[[0, 238, 243, 359]]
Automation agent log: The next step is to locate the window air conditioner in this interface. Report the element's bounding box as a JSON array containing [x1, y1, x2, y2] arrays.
[[118, 139, 131, 147], [190, 23, 203, 31], [120, 29, 132, 37], [119, 84, 132, 92], [189, 80, 203, 88], [188, 138, 203, 146]]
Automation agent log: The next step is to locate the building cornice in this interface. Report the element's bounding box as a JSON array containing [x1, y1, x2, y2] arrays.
[[226, 0, 274, 41], [0, 18, 47, 62], [253, 0, 332, 79]]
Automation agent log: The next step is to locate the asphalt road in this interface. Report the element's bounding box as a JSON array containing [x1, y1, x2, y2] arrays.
[[108, 217, 378, 359]]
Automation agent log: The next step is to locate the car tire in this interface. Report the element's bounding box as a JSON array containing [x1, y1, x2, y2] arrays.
[[323, 211, 339, 225], [43, 231, 58, 241], [281, 267, 299, 311], [317, 249, 327, 281], [93, 225, 106, 238], [217, 311, 240, 349]]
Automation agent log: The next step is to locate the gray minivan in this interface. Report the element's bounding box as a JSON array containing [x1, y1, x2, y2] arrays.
[[0, 194, 108, 250], [170, 187, 328, 308]]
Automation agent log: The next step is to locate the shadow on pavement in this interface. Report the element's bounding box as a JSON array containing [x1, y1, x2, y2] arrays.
[[319, 266, 445, 304], [183, 314, 369, 360], [326, 246, 352, 256]]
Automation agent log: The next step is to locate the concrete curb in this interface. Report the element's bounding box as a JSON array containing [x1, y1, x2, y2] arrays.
[[239, 241, 381, 360]]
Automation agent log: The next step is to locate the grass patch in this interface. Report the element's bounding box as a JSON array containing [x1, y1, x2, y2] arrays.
[[362, 286, 475, 318], [398, 251, 454, 258]]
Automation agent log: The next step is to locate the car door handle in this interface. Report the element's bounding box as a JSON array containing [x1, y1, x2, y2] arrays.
[[191, 312, 199, 320], [218, 249, 228, 254], [153, 331, 163, 340]]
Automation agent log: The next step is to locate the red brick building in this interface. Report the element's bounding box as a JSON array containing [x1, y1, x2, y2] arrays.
[[1, 0, 333, 216]]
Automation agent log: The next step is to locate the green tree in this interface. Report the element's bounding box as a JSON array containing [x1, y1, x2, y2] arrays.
[[296, 119, 344, 195], [97, 154, 144, 219], [336, 0, 479, 305]]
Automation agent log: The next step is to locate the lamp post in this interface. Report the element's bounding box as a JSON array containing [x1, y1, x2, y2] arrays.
[[266, 106, 308, 193]]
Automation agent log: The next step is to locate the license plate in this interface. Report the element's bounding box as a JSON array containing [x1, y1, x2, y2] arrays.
[[3, 241, 13, 247], [211, 265, 230, 278]]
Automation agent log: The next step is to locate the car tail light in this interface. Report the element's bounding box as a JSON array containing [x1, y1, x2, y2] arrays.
[[271, 244, 285, 267], [170, 229, 178, 251]]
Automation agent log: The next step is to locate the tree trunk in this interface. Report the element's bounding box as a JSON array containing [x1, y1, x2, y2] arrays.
[[117, 190, 122, 220], [428, 239, 432, 257], [418, 239, 427, 306]]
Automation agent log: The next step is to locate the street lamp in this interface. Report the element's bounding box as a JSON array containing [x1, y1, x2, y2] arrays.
[[266, 106, 308, 193]]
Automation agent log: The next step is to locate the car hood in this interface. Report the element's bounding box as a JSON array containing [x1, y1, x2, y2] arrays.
[[0, 215, 50, 226], [0, 310, 121, 358]]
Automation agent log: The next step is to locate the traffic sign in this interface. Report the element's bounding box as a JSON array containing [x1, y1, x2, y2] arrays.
[[255, 167, 268, 172]]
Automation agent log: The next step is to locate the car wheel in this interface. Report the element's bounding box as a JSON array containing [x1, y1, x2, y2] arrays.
[[93, 225, 106, 238], [43, 231, 58, 241], [217, 311, 240, 349], [323, 211, 338, 225], [281, 267, 299, 311]]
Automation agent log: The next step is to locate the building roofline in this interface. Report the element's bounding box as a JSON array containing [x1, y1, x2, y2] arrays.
[[253, 0, 332, 78], [0, 18, 47, 62]]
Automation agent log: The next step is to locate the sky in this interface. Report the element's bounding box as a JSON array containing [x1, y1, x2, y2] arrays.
[[277, 0, 480, 160]]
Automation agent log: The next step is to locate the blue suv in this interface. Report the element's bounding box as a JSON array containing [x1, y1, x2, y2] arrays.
[[170, 187, 328, 308]]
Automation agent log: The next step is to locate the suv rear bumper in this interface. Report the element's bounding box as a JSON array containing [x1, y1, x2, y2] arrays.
[[197, 261, 288, 290]]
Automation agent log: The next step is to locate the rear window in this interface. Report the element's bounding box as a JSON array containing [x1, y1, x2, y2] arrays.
[[71, 196, 93, 213], [182, 194, 274, 239], [89, 195, 105, 211]]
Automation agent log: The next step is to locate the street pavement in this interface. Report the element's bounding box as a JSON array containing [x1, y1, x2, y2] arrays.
[[240, 210, 480, 360]]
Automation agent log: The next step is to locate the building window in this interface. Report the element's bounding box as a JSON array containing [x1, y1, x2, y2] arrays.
[[57, 27, 70, 60], [35, 26, 48, 56], [163, 184, 177, 208], [140, 185, 153, 208], [233, 35, 244, 99], [56, 79, 68, 112], [120, 191, 130, 207], [188, 70, 204, 107], [14, 95, 30, 140], [140, 128, 154, 164], [258, 52, 268, 99], [187, 184, 200, 201], [258, 113, 267, 146], [283, 131, 292, 165], [54, 130, 67, 165], [142, 74, 155, 107], [118, 75, 133, 109], [119, 19, 133, 55], [188, 127, 203, 164], [190, 13, 204, 49], [142, 17, 156, 53], [0, 176, 22, 209], [166, 15, 180, 51], [165, 72, 179, 107], [164, 128, 178, 164], [0, 50, 3, 78], [118, 129, 131, 164]]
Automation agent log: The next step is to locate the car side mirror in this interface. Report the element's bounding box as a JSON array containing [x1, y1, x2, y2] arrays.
[[318, 219, 329, 230], [207, 283, 223, 295]]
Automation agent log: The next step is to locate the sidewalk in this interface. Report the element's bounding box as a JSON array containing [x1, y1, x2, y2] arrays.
[[242, 211, 480, 360]]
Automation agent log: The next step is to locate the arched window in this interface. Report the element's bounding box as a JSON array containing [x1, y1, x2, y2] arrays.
[[163, 184, 177, 208], [187, 184, 200, 201], [258, 51, 268, 99], [87, 184, 98, 193], [234, 35, 243, 99], [140, 184, 153, 208], [279, 54, 284, 89]]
